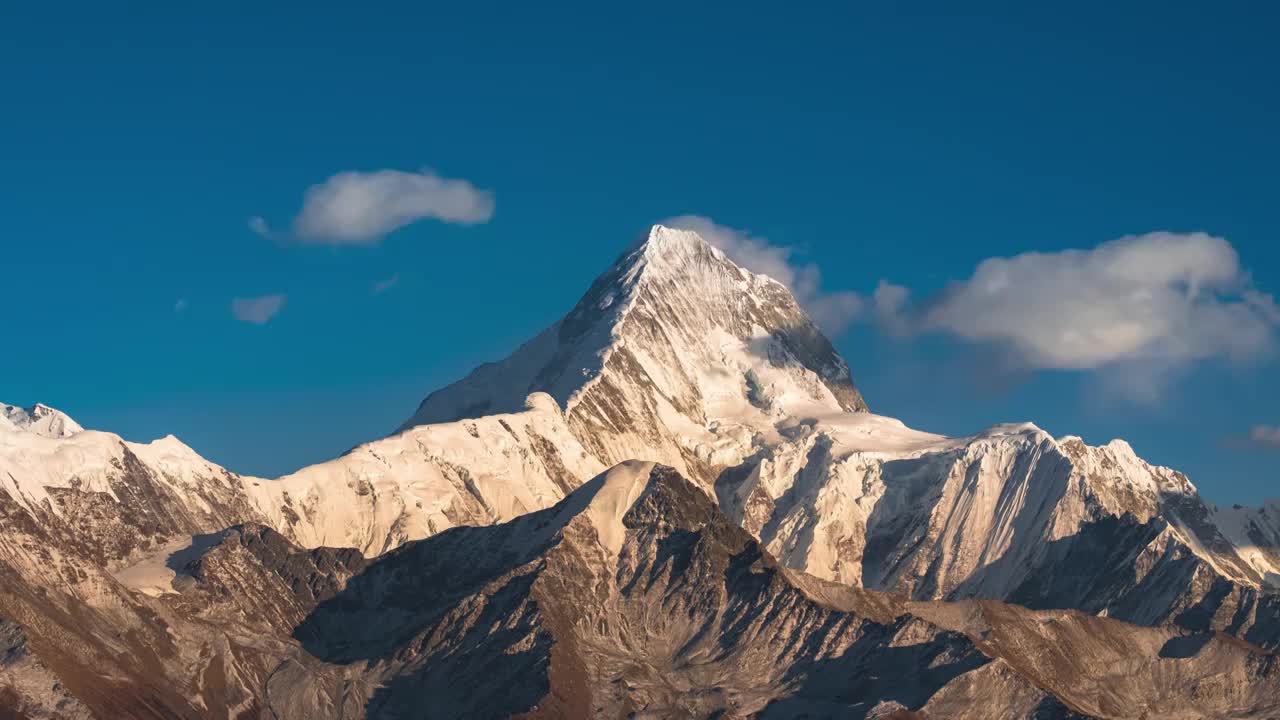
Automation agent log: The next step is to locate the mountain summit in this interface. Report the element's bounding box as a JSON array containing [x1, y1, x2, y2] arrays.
[[1, 402, 83, 438], [403, 223, 867, 479]]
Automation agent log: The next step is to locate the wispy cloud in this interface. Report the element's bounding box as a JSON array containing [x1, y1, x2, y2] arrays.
[[372, 273, 400, 294], [255, 168, 494, 245], [1246, 425, 1280, 449], [664, 215, 863, 335], [873, 232, 1279, 398], [231, 294, 286, 324], [248, 215, 273, 239]]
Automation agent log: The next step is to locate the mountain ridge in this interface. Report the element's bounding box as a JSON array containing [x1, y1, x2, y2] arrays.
[[8, 461, 1280, 718], [4, 222, 1280, 717]]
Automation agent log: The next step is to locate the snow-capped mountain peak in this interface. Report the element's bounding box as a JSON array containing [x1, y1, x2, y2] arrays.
[[9, 223, 1280, 718], [0, 401, 84, 438], [401, 223, 867, 480]]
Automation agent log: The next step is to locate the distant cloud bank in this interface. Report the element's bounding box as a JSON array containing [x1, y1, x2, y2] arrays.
[[231, 294, 286, 324]]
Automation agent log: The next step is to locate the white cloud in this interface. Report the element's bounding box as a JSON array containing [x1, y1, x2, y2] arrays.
[[231, 294, 286, 325], [287, 169, 494, 244], [876, 232, 1279, 376], [1248, 425, 1280, 449], [664, 215, 863, 334], [372, 273, 400, 294]]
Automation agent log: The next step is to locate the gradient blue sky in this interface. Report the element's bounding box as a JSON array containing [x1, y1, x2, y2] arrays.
[[4, 2, 1277, 502]]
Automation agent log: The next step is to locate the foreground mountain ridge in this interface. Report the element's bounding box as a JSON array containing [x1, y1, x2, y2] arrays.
[[6, 460, 1280, 718], [4, 223, 1280, 716]]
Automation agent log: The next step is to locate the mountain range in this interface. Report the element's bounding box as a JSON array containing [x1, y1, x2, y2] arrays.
[[3, 225, 1279, 718]]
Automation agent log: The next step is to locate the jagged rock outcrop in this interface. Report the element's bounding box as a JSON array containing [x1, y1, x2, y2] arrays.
[[714, 417, 1280, 648], [0, 618, 92, 719]]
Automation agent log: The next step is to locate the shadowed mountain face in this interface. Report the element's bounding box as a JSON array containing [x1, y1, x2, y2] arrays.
[[9, 463, 1280, 718], [290, 463, 995, 718]]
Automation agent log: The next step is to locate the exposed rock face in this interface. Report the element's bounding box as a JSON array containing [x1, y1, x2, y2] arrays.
[[12, 462, 1280, 719], [714, 418, 1280, 648], [0, 619, 92, 719], [0, 422, 265, 570]]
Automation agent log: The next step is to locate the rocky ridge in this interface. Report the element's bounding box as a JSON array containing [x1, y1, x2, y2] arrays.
[[9, 462, 1280, 718]]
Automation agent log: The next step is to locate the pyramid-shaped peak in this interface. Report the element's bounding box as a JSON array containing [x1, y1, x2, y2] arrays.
[[629, 223, 754, 278], [641, 223, 715, 254], [401, 221, 868, 470]]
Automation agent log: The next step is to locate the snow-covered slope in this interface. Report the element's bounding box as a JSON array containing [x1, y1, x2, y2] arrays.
[[230, 224, 877, 555], [0, 393, 600, 562], [0, 402, 263, 568], [1, 402, 83, 438], [1214, 499, 1280, 586], [403, 224, 867, 481], [249, 392, 604, 554], [715, 414, 1274, 625], [8, 221, 1280, 716], [5, 220, 1280, 706], [379, 224, 1280, 640]]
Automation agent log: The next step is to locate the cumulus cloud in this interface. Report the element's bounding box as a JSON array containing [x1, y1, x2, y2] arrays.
[[664, 215, 863, 334], [1247, 425, 1280, 449], [283, 169, 494, 244], [875, 232, 1279, 378], [231, 294, 286, 325], [372, 273, 400, 294]]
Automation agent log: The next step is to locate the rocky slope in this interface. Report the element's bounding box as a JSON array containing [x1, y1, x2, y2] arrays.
[[0, 408, 263, 570], [9, 462, 1280, 718], [712, 414, 1280, 649]]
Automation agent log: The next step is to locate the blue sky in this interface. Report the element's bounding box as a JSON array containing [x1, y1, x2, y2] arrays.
[[3, 2, 1277, 502]]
